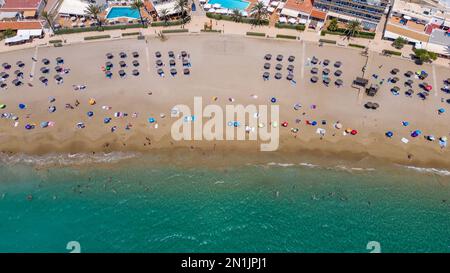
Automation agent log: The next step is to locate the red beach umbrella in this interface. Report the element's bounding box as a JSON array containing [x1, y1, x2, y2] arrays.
[[425, 85, 432, 91], [351, 130, 358, 135]]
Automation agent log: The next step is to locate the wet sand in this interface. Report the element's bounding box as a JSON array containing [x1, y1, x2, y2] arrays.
[[0, 34, 449, 168]]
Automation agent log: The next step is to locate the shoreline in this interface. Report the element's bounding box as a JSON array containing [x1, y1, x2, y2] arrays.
[[0, 35, 449, 171]]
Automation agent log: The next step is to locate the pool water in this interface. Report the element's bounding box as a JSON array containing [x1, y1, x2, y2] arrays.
[[106, 7, 140, 20], [207, 0, 250, 10]]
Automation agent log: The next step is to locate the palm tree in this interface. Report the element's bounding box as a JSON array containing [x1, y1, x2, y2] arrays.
[[131, 0, 146, 27], [85, 4, 103, 28], [344, 20, 361, 39], [250, 1, 267, 26], [159, 8, 169, 24], [41, 11, 55, 33], [175, 0, 189, 21], [230, 9, 243, 23]]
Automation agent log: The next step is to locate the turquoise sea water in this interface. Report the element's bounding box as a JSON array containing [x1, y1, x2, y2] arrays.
[[106, 7, 140, 20], [0, 155, 449, 253]]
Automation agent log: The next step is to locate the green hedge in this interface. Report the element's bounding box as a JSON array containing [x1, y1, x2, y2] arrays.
[[382, 49, 402, 56], [84, 35, 111, 40], [161, 29, 189, 33], [200, 29, 222, 33], [349, 43, 366, 49], [49, 39, 63, 44], [55, 24, 145, 35], [275, 22, 305, 31], [276, 34, 297, 40], [246, 32, 266, 37], [321, 28, 375, 39], [206, 12, 269, 25], [151, 18, 190, 27], [122, 32, 140, 36], [319, 39, 336, 44]]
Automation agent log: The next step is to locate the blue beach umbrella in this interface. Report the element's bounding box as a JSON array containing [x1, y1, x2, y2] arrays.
[[385, 131, 393, 138], [104, 117, 111, 124], [148, 117, 156, 123], [19, 103, 26, 109], [87, 111, 94, 117], [271, 97, 277, 103], [40, 121, 49, 128], [438, 108, 445, 114], [311, 121, 317, 126], [402, 121, 409, 126]]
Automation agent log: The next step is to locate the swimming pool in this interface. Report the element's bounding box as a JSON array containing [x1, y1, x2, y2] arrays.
[[106, 7, 140, 20], [207, 0, 250, 10]]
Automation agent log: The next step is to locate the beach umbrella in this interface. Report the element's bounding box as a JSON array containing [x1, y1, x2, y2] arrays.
[[56, 57, 64, 64], [169, 59, 176, 66], [19, 103, 26, 109], [39, 76, 47, 82], [55, 66, 63, 73], [323, 68, 330, 75], [425, 84, 432, 91], [48, 106, 56, 113], [310, 67, 318, 74], [405, 79, 413, 86], [288, 55, 295, 62], [104, 118, 111, 124], [182, 59, 189, 66], [16, 61, 25, 68], [14, 70, 23, 77], [54, 75, 62, 81], [276, 54, 283, 61], [334, 61, 342, 68], [132, 69, 139, 76], [0, 72, 8, 79], [391, 86, 400, 92], [105, 61, 113, 68], [391, 77, 399, 83], [275, 72, 282, 80], [391, 68, 399, 75], [385, 131, 393, 138], [425, 135, 435, 141], [263, 72, 269, 79], [132, 60, 139, 67], [310, 76, 318, 83], [119, 52, 127, 58], [445, 78, 450, 85], [119, 61, 126, 68], [183, 68, 190, 75], [264, 63, 271, 69], [25, 124, 34, 130], [404, 70, 413, 77], [372, 103, 379, 109], [40, 67, 49, 73], [275, 64, 282, 70], [0, 83, 6, 89], [106, 53, 114, 59], [334, 70, 342, 77], [351, 130, 357, 135], [271, 97, 277, 103], [438, 108, 445, 114], [293, 103, 301, 111], [170, 68, 177, 75], [264, 54, 272, 61], [148, 117, 155, 123], [364, 102, 374, 109], [87, 111, 94, 117], [405, 89, 414, 96], [12, 79, 22, 86], [42, 58, 50, 65], [105, 71, 112, 78], [323, 77, 330, 84], [286, 74, 294, 81], [323, 59, 330, 66], [311, 57, 318, 65], [155, 51, 162, 58], [181, 51, 187, 57], [156, 60, 163, 66], [119, 70, 126, 77], [335, 79, 343, 86], [132, 52, 139, 58], [287, 64, 294, 72], [0, 104, 5, 109], [2, 63, 11, 69], [157, 68, 164, 75], [168, 51, 174, 58]]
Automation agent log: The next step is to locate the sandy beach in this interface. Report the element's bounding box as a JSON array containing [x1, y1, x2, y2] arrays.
[[0, 34, 449, 168]]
